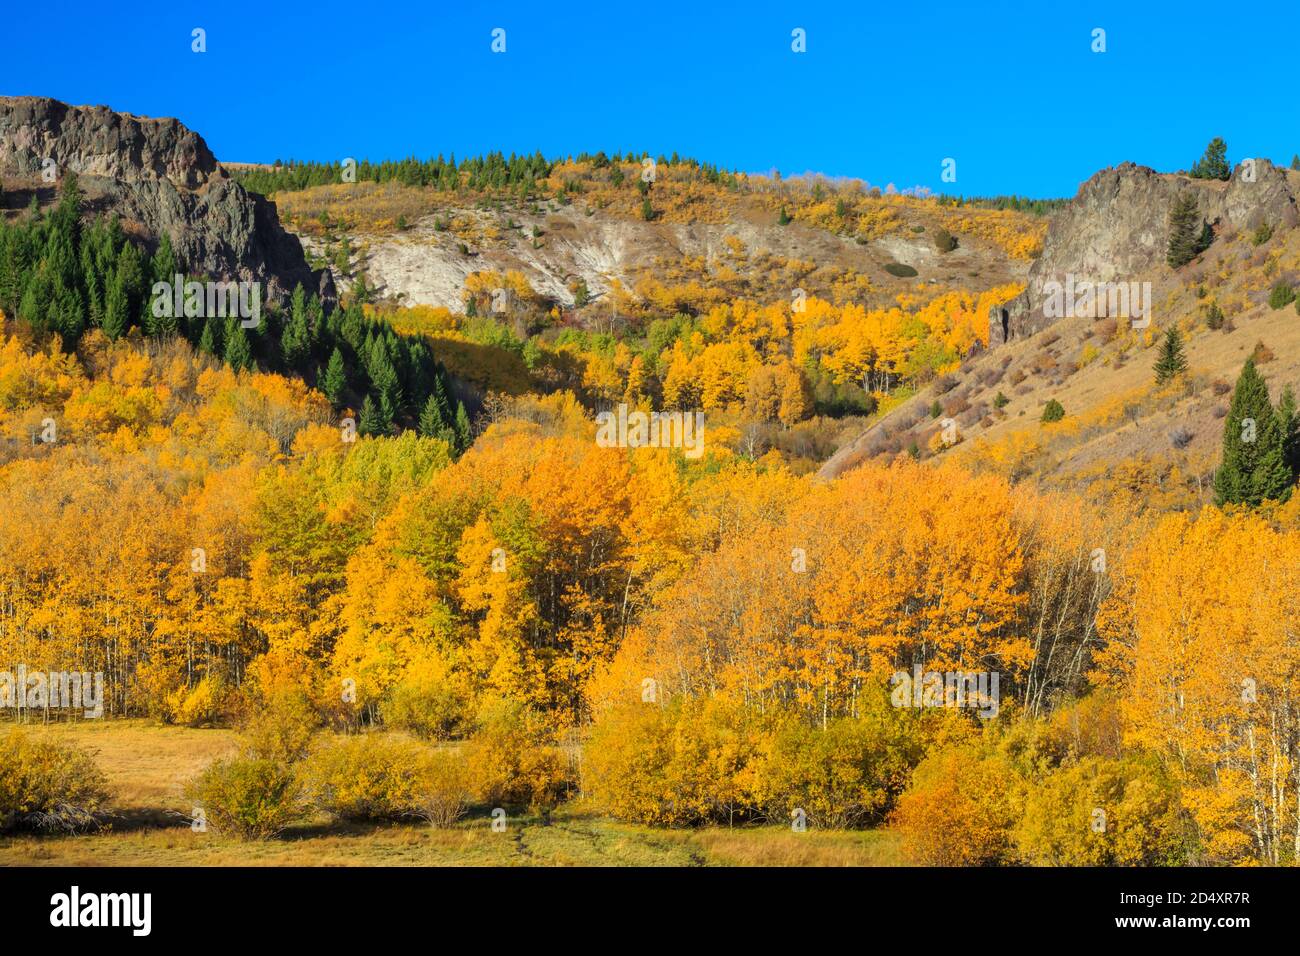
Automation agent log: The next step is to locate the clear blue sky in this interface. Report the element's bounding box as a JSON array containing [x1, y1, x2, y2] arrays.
[[6, 0, 1296, 198]]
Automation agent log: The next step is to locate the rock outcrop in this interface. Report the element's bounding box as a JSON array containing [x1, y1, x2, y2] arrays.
[[0, 96, 333, 306], [990, 160, 1300, 344]]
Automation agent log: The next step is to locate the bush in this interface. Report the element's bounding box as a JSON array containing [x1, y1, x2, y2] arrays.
[[465, 699, 570, 814], [1251, 223, 1273, 246], [583, 698, 758, 827], [416, 748, 472, 828], [186, 756, 303, 839], [0, 729, 111, 833], [1016, 756, 1192, 866], [1204, 302, 1225, 330], [933, 228, 957, 253], [240, 690, 320, 764], [1268, 283, 1295, 309], [745, 707, 922, 829], [884, 262, 919, 278], [162, 675, 230, 727], [892, 745, 1022, 865], [993, 391, 1010, 409], [1040, 399, 1065, 423], [383, 662, 469, 741], [300, 734, 432, 822]]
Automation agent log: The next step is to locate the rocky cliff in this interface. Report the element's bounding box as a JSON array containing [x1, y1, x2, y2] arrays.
[[0, 96, 333, 305], [990, 159, 1300, 344]]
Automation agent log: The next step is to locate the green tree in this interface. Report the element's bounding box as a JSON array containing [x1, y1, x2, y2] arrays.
[[1190, 137, 1231, 180], [1041, 399, 1065, 423], [454, 401, 472, 453], [322, 346, 347, 405], [1153, 327, 1188, 385], [223, 317, 254, 371], [1278, 385, 1300, 478], [358, 395, 386, 436], [1215, 358, 1293, 506], [1166, 194, 1204, 268], [282, 284, 311, 369], [102, 273, 128, 341]]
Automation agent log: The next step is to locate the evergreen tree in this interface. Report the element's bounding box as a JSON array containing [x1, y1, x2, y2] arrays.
[[1278, 385, 1300, 477], [102, 273, 128, 341], [358, 395, 386, 436], [223, 316, 254, 371], [197, 314, 220, 356], [453, 401, 472, 453], [281, 284, 311, 370], [1190, 137, 1231, 180], [322, 346, 347, 404], [1292, 155, 1300, 171], [1153, 327, 1188, 385], [1167, 194, 1204, 268], [417, 393, 442, 437], [1215, 358, 1294, 506]]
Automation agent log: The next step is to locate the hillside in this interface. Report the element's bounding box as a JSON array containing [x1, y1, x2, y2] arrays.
[[7, 96, 1300, 873], [821, 158, 1300, 513]]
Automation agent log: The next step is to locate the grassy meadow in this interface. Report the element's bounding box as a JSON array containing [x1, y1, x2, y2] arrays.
[[0, 719, 903, 867]]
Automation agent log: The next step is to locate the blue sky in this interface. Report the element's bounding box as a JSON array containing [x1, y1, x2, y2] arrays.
[[6, 0, 1296, 198]]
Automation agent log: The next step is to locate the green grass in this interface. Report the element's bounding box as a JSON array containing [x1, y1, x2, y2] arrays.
[[0, 719, 905, 867]]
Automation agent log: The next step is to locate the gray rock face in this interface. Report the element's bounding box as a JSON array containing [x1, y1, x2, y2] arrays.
[[0, 96, 334, 306], [990, 160, 1300, 344]]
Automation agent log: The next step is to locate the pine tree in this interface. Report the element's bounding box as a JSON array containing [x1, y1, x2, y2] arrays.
[[1215, 358, 1294, 506], [322, 346, 347, 405], [281, 284, 311, 370], [358, 395, 386, 436], [418, 393, 443, 437], [1153, 327, 1188, 385], [1190, 137, 1231, 180], [223, 317, 253, 371], [1292, 155, 1300, 171], [102, 273, 128, 340], [198, 314, 221, 356], [1167, 194, 1203, 268], [454, 401, 472, 453], [1278, 385, 1300, 477]]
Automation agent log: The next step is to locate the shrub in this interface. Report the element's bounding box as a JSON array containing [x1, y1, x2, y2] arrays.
[[933, 373, 958, 395], [993, 391, 1010, 409], [1016, 756, 1192, 866], [1251, 223, 1273, 246], [893, 745, 1022, 865], [465, 699, 570, 814], [1041, 399, 1066, 423], [162, 675, 230, 727], [300, 734, 432, 822], [186, 756, 303, 839], [1268, 283, 1294, 309], [383, 661, 469, 741], [1204, 302, 1225, 330], [933, 228, 957, 253], [583, 698, 758, 827], [416, 748, 472, 828], [884, 262, 919, 278], [744, 705, 923, 829], [0, 729, 111, 833], [241, 689, 319, 764]]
